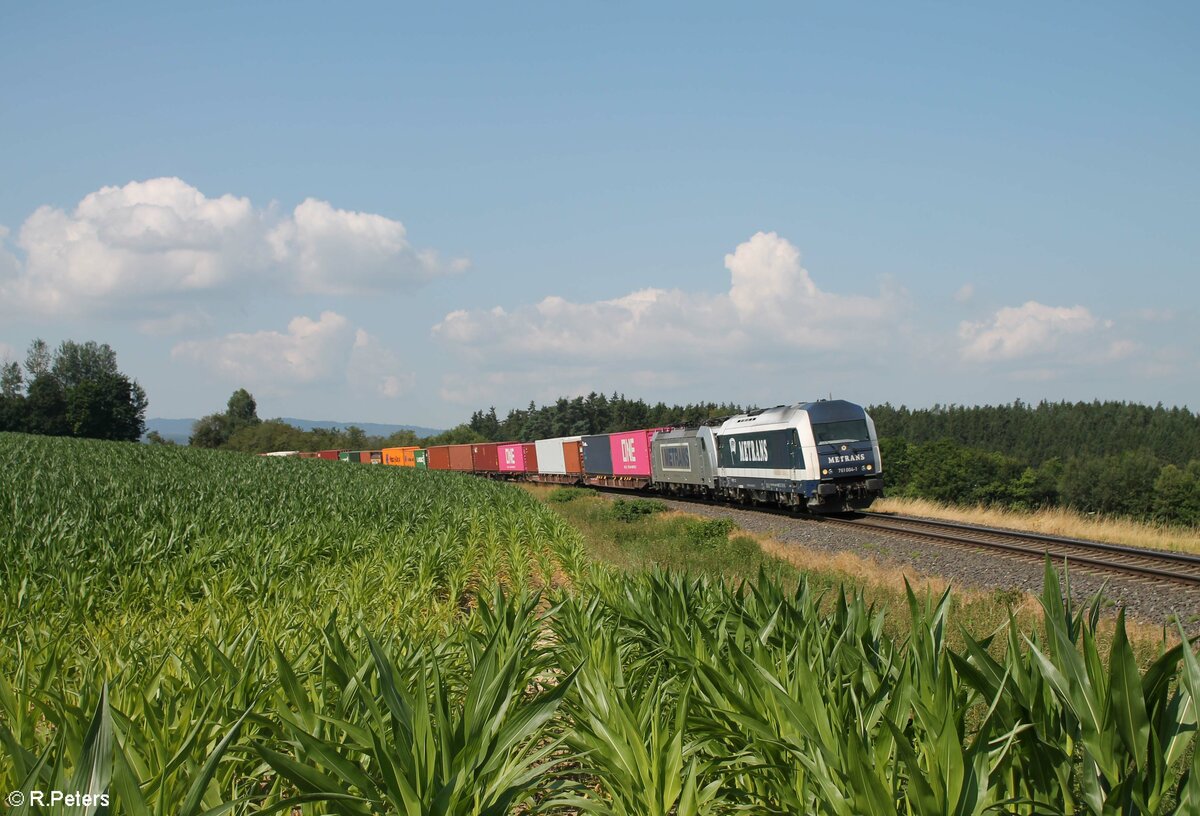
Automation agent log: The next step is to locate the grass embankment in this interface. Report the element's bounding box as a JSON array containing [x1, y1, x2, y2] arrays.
[[875, 496, 1200, 554], [525, 485, 1174, 654], [5, 433, 1200, 814]]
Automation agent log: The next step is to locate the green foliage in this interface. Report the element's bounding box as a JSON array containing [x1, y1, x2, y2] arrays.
[[1153, 462, 1200, 526], [189, 388, 263, 447], [870, 399, 1200, 468], [684, 517, 735, 547], [609, 497, 668, 522], [0, 338, 146, 441], [867, 401, 1200, 525], [548, 487, 585, 503], [882, 433, 1200, 526]]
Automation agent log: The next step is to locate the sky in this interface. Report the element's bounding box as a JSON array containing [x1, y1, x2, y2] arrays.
[[1, 2, 1197, 427]]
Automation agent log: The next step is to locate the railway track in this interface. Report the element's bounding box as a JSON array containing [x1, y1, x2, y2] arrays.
[[826, 512, 1200, 589]]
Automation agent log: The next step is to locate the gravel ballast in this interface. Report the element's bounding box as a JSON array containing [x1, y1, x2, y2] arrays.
[[650, 496, 1200, 628]]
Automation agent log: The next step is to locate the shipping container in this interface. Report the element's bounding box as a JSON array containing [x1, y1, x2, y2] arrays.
[[448, 443, 474, 471], [521, 442, 538, 473], [382, 446, 420, 467], [338, 451, 356, 462], [497, 442, 526, 473], [471, 442, 502, 473], [317, 450, 339, 461], [359, 450, 382, 464], [563, 439, 583, 474], [537, 436, 583, 475], [608, 429, 669, 477], [581, 435, 614, 475], [298, 452, 320, 459], [427, 446, 451, 470], [414, 449, 428, 469]]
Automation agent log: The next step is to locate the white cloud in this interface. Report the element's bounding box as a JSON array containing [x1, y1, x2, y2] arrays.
[[1, 178, 465, 323], [958, 301, 1099, 362], [433, 232, 901, 369], [172, 312, 411, 398], [953, 283, 974, 303], [267, 198, 467, 295]]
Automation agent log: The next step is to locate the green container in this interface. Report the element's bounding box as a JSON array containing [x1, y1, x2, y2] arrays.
[[414, 449, 428, 469], [338, 451, 356, 462]]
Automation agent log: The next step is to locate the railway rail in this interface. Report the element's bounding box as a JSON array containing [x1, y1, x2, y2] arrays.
[[826, 511, 1200, 589]]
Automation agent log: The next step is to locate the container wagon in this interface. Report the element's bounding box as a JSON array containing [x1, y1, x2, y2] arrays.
[[531, 436, 582, 484], [382, 446, 419, 467], [426, 446, 451, 470], [471, 442, 504, 474], [497, 442, 527, 477], [582, 427, 670, 488], [448, 444, 474, 472]]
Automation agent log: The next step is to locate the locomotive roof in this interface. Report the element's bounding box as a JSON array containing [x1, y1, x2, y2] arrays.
[[719, 399, 866, 430]]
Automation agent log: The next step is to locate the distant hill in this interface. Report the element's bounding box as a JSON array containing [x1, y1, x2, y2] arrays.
[[144, 417, 444, 445]]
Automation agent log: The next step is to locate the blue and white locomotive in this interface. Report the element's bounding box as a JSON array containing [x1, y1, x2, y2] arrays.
[[650, 399, 883, 512]]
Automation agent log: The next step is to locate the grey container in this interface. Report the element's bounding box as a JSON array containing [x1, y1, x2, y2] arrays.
[[581, 434, 613, 476], [651, 427, 717, 489]]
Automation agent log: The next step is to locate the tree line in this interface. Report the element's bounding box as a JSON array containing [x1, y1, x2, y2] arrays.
[[0, 339, 147, 442], [871, 401, 1200, 526]]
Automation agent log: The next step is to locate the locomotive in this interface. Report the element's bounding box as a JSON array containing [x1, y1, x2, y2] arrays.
[[650, 399, 884, 512]]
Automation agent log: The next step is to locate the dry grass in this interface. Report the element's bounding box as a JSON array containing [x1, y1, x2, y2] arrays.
[[874, 497, 1200, 555]]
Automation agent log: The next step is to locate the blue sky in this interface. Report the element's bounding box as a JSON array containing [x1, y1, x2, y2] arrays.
[[1, 2, 1196, 426]]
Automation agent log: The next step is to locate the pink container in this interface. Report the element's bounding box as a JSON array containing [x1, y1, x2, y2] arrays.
[[607, 428, 670, 477], [498, 442, 526, 472]]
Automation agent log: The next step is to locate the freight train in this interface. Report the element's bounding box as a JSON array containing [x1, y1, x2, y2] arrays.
[[290, 399, 884, 513]]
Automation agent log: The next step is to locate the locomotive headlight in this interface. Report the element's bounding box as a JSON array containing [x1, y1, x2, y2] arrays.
[[821, 468, 829, 475], [866, 464, 873, 471]]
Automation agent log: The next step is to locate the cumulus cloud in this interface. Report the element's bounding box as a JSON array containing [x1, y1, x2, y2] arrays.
[[1, 177, 465, 322], [433, 232, 900, 368], [958, 301, 1100, 362], [172, 312, 411, 398], [953, 283, 974, 303]]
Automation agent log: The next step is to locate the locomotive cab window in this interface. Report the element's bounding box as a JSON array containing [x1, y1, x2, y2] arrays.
[[813, 419, 870, 445]]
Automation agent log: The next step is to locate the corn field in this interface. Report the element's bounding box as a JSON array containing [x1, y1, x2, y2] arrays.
[[2, 432, 1199, 814]]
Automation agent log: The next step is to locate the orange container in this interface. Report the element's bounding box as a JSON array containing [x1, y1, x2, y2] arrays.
[[563, 440, 583, 474], [382, 446, 420, 467]]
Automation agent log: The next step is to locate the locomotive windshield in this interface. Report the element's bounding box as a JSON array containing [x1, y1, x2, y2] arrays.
[[812, 419, 870, 445]]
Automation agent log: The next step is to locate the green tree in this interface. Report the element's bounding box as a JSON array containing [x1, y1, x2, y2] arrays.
[[145, 430, 176, 446], [1, 361, 22, 399], [190, 388, 261, 447], [1152, 462, 1200, 526], [23, 376, 69, 437], [52, 340, 119, 389], [189, 413, 231, 448], [24, 339, 51, 381], [65, 373, 147, 441], [225, 388, 260, 430]]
